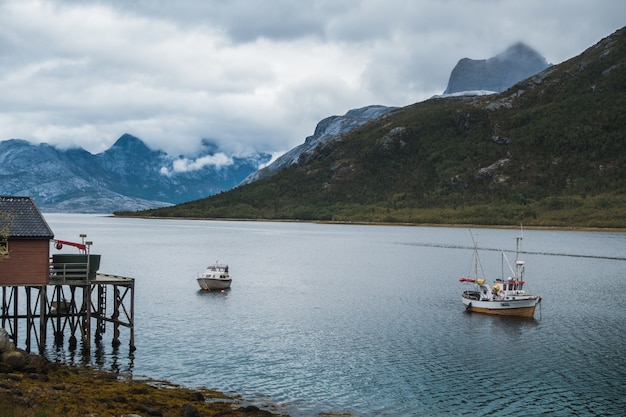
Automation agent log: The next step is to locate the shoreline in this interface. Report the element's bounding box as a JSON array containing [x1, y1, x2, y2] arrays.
[[109, 214, 626, 233], [1, 351, 290, 417]]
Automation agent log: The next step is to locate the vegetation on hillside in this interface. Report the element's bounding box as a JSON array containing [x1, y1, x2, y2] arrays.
[[116, 27, 626, 229]]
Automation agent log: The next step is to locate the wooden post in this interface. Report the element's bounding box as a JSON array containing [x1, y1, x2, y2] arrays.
[[112, 285, 121, 347], [39, 285, 46, 354], [12, 287, 17, 346], [129, 283, 135, 352], [95, 284, 106, 341], [82, 284, 91, 353], [25, 286, 32, 352]]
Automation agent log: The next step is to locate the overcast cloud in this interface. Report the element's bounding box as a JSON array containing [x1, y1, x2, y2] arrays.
[[0, 0, 623, 157]]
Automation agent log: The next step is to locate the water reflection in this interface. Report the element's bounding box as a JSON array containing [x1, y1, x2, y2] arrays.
[[93, 342, 135, 375], [39, 215, 626, 417], [46, 332, 135, 376], [196, 288, 231, 297]]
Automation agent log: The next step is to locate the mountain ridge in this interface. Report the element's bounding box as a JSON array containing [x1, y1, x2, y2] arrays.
[[243, 44, 550, 186], [124, 27, 626, 228], [0, 40, 590, 218], [0, 137, 270, 213], [241, 105, 398, 185]]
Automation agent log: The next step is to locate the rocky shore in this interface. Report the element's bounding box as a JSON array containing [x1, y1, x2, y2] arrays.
[[1, 329, 287, 417]]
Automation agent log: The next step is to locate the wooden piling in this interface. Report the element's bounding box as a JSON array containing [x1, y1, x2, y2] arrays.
[[0, 273, 135, 354]]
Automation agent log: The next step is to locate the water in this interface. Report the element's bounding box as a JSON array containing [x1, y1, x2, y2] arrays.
[[41, 214, 626, 416]]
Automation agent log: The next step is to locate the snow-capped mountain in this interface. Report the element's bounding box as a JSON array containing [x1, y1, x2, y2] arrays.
[[0, 134, 270, 213]]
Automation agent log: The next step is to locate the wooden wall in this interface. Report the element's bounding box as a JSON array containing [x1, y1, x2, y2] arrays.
[[0, 239, 50, 285]]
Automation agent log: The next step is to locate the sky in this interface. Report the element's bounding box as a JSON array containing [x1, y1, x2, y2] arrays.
[[0, 0, 624, 160]]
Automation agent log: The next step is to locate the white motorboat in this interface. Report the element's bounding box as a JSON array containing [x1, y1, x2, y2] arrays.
[[197, 263, 231, 290], [459, 231, 541, 318]]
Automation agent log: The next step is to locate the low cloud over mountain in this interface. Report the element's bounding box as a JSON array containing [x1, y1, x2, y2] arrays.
[[0, 134, 270, 213]]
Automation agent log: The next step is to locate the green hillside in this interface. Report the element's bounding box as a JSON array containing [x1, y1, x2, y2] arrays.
[[117, 27, 626, 228]]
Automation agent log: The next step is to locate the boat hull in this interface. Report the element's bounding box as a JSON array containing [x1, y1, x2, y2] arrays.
[[197, 278, 232, 291], [462, 296, 540, 318]]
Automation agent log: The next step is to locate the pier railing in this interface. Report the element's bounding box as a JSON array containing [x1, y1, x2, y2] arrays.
[[49, 254, 101, 280], [49, 261, 89, 280]]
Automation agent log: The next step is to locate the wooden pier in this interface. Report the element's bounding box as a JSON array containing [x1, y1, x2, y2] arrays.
[[1, 196, 135, 355], [1, 272, 135, 354]]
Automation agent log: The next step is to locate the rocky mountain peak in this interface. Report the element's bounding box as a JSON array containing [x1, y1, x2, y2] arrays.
[[444, 42, 550, 95], [0, 135, 269, 213], [107, 133, 157, 155], [497, 42, 543, 61], [241, 105, 397, 185]]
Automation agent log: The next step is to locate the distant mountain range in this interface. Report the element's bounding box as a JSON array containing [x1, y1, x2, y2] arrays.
[[1, 41, 551, 214], [0, 135, 270, 213]]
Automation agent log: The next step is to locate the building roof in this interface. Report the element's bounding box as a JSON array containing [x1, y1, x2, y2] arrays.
[[0, 196, 54, 239]]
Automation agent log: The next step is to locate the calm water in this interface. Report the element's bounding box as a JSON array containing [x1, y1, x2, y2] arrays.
[[40, 214, 626, 416]]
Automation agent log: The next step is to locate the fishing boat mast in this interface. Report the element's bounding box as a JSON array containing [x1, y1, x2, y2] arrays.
[[469, 230, 482, 281], [513, 227, 524, 281]]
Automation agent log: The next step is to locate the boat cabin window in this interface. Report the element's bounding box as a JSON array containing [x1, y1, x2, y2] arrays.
[[503, 283, 523, 291]]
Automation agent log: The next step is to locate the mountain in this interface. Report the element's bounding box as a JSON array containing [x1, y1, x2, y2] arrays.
[[0, 135, 270, 213], [241, 105, 397, 185], [125, 27, 626, 228], [444, 42, 550, 94], [243, 45, 547, 186], [1, 103, 395, 213]]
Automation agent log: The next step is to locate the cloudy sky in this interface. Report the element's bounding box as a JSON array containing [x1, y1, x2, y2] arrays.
[[0, 0, 623, 159]]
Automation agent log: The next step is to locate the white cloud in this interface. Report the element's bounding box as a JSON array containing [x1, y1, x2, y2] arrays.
[[0, 0, 623, 157], [160, 153, 234, 176]]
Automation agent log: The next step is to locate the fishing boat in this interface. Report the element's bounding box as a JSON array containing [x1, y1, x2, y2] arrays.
[[197, 263, 231, 290], [459, 232, 541, 318]]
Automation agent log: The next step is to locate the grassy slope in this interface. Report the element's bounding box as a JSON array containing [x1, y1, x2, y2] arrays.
[[118, 27, 626, 229]]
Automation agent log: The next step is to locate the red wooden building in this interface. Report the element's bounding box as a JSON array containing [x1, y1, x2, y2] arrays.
[[0, 196, 54, 286]]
